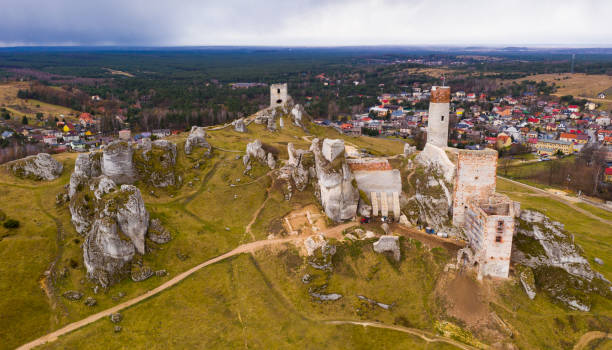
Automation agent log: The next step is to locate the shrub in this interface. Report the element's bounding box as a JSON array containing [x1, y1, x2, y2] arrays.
[[3, 219, 20, 229]]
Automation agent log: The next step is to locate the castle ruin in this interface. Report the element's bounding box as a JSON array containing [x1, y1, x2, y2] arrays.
[[420, 85, 519, 279], [270, 83, 288, 108]]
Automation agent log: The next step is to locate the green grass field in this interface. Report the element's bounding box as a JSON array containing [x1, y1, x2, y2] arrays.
[[2, 123, 611, 349], [497, 178, 612, 281], [0, 120, 409, 349]]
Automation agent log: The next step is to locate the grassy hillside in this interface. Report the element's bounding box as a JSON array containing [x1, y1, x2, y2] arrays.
[[1, 121, 611, 349], [0, 82, 80, 125]]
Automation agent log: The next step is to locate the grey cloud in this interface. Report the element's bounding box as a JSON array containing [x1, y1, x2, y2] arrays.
[[0, 0, 611, 46]]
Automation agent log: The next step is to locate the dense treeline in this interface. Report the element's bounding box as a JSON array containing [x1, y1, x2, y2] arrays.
[[17, 84, 88, 111], [3, 48, 612, 131]]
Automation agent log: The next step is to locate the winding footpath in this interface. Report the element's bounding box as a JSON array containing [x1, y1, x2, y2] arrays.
[[324, 320, 480, 350], [17, 237, 300, 350]]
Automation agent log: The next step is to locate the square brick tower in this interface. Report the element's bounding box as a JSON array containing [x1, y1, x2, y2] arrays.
[[270, 83, 288, 108], [427, 86, 450, 148]]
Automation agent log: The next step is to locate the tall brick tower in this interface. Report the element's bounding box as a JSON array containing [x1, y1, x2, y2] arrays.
[[427, 86, 450, 148]]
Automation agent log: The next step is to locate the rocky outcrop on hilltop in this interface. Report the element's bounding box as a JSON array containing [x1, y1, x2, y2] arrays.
[[404, 163, 459, 236], [244, 139, 276, 171], [291, 104, 304, 127], [7, 153, 63, 181], [83, 216, 136, 287], [184, 126, 211, 156], [70, 174, 150, 287], [310, 138, 358, 222], [134, 139, 179, 188], [276, 143, 311, 200], [66, 147, 176, 287], [512, 210, 611, 311], [101, 141, 136, 185], [233, 118, 247, 133]]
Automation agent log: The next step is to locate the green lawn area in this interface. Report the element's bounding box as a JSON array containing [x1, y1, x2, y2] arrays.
[[575, 202, 612, 222], [498, 155, 575, 182]]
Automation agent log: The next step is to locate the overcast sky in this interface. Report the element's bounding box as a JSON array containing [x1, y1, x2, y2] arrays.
[[1, 0, 611, 47]]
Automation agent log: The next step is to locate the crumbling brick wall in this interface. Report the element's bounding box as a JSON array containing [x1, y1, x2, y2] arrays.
[[452, 149, 498, 227]]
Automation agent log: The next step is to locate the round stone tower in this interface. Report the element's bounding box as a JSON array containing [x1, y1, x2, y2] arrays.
[[427, 86, 450, 148]]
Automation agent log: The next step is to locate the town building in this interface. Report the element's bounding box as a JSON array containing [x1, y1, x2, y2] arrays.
[[535, 139, 574, 155]]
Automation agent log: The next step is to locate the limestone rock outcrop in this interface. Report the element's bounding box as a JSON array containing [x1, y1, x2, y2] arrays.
[[373, 235, 401, 261], [135, 139, 178, 188], [244, 139, 276, 170], [147, 218, 172, 244], [233, 118, 247, 133], [101, 141, 136, 185], [83, 217, 135, 288], [67, 150, 158, 287], [69, 152, 102, 198], [184, 126, 211, 156], [404, 143, 416, 156], [267, 152, 276, 169], [267, 114, 277, 131], [415, 143, 455, 182], [8, 153, 63, 181], [246, 139, 266, 162], [291, 104, 304, 126], [310, 138, 358, 222], [115, 185, 149, 254], [322, 139, 345, 162], [404, 161, 459, 236], [276, 143, 311, 200], [512, 210, 611, 310]]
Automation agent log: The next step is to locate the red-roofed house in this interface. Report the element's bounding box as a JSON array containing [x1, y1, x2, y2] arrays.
[[605, 168, 612, 183], [79, 113, 95, 126]]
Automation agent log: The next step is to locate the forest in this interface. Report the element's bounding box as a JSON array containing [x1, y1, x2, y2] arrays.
[[2, 47, 612, 132]]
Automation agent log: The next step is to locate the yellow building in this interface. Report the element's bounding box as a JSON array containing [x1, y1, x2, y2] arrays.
[[535, 139, 574, 155]]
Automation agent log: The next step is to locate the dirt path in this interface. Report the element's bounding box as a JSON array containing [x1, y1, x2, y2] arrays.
[[17, 236, 300, 350], [498, 177, 612, 225], [573, 331, 612, 350], [243, 175, 273, 241], [18, 223, 365, 349], [324, 320, 479, 350]]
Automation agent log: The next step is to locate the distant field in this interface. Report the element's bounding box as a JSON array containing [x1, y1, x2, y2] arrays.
[[514, 73, 612, 105], [0, 82, 80, 125]]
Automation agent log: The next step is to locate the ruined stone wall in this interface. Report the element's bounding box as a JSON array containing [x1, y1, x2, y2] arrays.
[[452, 149, 498, 227], [479, 208, 515, 279], [426, 86, 450, 148], [465, 195, 516, 279], [270, 83, 288, 107]]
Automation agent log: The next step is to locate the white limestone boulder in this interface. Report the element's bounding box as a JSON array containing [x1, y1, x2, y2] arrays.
[[373, 235, 400, 261], [8, 153, 63, 181]]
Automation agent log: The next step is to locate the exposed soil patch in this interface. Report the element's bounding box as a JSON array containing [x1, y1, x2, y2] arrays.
[[282, 204, 327, 236]]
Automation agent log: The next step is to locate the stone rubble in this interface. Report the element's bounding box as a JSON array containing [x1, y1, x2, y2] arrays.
[[373, 235, 401, 261]]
